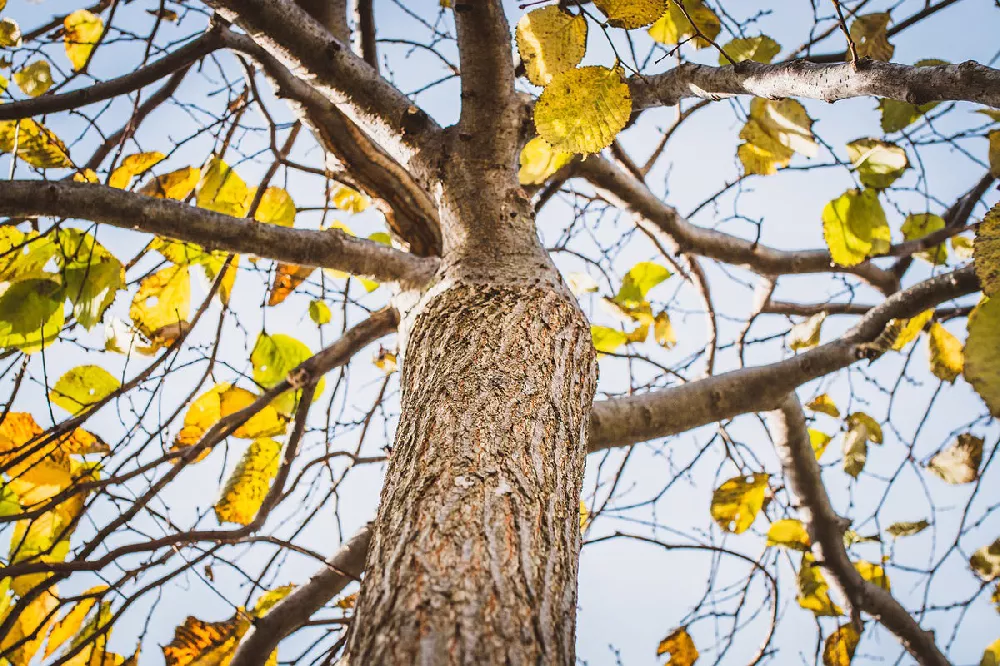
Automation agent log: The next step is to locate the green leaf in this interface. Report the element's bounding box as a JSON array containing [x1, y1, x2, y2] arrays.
[[879, 99, 938, 133], [720, 35, 780, 65], [846, 138, 908, 189], [886, 520, 930, 538], [0, 278, 65, 352], [615, 262, 670, 307], [822, 189, 890, 267], [901, 214, 948, 265], [251, 332, 325, 414], [926, 433, 983, 484], [56, 228, 124, 330], [710, 473, 769, 534], [535, 66, 632, 155], [515, 6, 588, 86], [50, 365, 120, 414], [964, 297, 1000, 416], [976, 203, 1000, 297], [14, 60, 53, 97]]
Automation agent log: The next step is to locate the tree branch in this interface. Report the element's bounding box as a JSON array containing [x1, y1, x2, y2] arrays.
[[229, 525, 372, 666], [577, 156, 901, 294], [0, 181, 437, 287], [587, 265, 979, 452], [630, 59, 1000, 110], [767, 394, 950, 666], [0, 29, 222, 122]]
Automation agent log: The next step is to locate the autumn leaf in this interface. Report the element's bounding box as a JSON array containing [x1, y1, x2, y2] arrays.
[[519, 136, 573, 185], [615, 262, 671, 307], [927, 322, 964, 382], [197, 158, 249, 217], [846, 138, 908, 189], [56, 228, 125, 330], [535, 66, 632, 154], [810, 429, 832, 460], [0, 278, 66, 353], [308, 300, 331, 325], [889, 309, 934, 351], [721, 35, 780, 65], [767, 519, 811, 551], [901, 214, 948, 265], [823, 625, 860, 666], [591, 325, 627, 354], [823, 189, 891, 267], [710, 473, 769, 534], [14, 60, 54, 97], [251, 332, 325, 414], [648, 0, 721, 49], [594, 0, 665, 30], [854, 560, 890, 590], [175, 384, 288, 451], [252, 187, 296, 227], [886, 520, 930, 538], [64, 9, 104, 71], [162, 613, 250, 666], [50, 365, 121, 414], [656, 627, 699, 665], [215, 437, 283, 526], [129, 265, 190, 347], [964, 297, 1000, 416], [139, 166, 201, 200], [739, 98, 817, 175], [0, 17, 21, 47], [798, 553, 843, 616], [789, 312, 826, 350], [268, 264, 315, 306], [926, 433, 983, 484], [330, 185, 370, 214], [0, 119, 74, 168], [108, 152, 165, 189], [806, 394, 840, 418], [516, 6, 588, 86], [976, 203, 1000, 296], [849, 13, 894, 61], [971, 538, 1000, 582]]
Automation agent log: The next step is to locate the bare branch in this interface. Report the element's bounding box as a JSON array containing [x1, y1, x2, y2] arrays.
[[587, 265, 979, 452], [0, 181, 437, 287], [767, 394, 950, 666], [631, 59, 1000, 110], [577, 156, 901, 294], [229, 525, 372, 666]]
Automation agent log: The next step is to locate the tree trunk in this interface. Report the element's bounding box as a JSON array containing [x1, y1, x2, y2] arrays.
[[342, 276, 597, 664]]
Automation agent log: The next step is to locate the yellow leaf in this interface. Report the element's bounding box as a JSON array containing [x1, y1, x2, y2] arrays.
[[806, 394, 840, 418], [983, 639, 1000, 666], [518, 136, 573, 185], [989, 129, 1000, 178], [108, 152, 165, 189], [215, 437, 283, 526], [334, 592, 358, 610], [976, 202, 1000, 296], [175, 384, 288, 451], [252, 585, 295, 617], [308, 299, 331, 325], [615, 262, 671, 307], [251, 333, 325, 414], [972, 538, 1000, 582], [886, 519, 930, 537], [656, 627, 699, 665], [846, 138, 908, 189], [516, 6, 588, 86], [842, 426, 868, 478], [901, 214, 948, 264], [198, 158, 249, 217], [854, 560, 890, 590], [648, 0, 721, 49], [654, 310, 676, 348], [139, 166, 201, 200], [0, 587, 59, 664], [965, 297, 1000, 415], [710, 473, 769, 534], [798, 553, 844, 616], [767, 518, 811, 551], [594, 0, 665, 30], [823, 625, 860, 666], [579, 499, 590, 532], [739, 98, 817, 175], [0, 118, 73, 168], [129, 265, 190, 347], [73, 168, 99, 183], [928, 322, 963, 382], [268, 264, 314, 306], [162, 614, 250, 666], [49, 365, 121, 415], [848, 13, 894, 61], [373, 347, 397, 374], [926, 433, 983, 484], [57, 228, 124, 330], [252, 187, 295, 227], [889, 309, 934, 351], [14, 60, 54, 97], [810, 429, 832, 459], [0, 278, 66, 353], [64, 9, 104, 71], [591, 325, 627, 354], [330, 185, 370, 214], [847, 412, 883, 444], [0, 17, 21, 47], [823, 189, 891, 266], [535, 66, 632, 155], [721, 35, 781, 65], [45, 585, 109, 658], [789, 312, 826, 350]]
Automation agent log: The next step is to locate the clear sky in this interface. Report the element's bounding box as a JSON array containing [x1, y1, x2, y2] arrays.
[[1, 0, 999, 664]]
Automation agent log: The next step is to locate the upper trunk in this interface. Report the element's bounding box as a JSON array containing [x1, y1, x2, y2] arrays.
[[342, 272, 597, 664]]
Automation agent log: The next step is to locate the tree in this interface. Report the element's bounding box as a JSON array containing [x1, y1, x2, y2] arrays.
[[0, 0, 997, 664]]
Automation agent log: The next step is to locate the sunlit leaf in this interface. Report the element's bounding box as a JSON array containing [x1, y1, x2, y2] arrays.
[[0, 118, 74, 168], [0, 587, 58, 664], [849, 13, 894, 61], [926, 433, 984, 484], [710, 473, 769, 534], [215, 437, 283, 526], [656, 627, 698, 665], [591, 325, 627, 354], [901, 214, 948, 265], [798, 553, 843, 616], [139, 166, 201, 200], [890, 309, 934, 351], [175, 384, 288, 452], [162, 613, 250, 666], [197, 158, 249, 217], [847, 413, 882, 444], [0, 18, 22, 47], [594, 0, 665, 29], [9, 508, 75, 594], [971, 538, 1000, 582], [251, 332, 325, 414], [373, 347, 397, 374], [0, 278, 65, 352], [806, 394, 840, 418], [535, 66, 632, 154], [57, 228, 125, 329], [518, 136, 573, 185], [615, 262, 670, 307], [767, 518, 811, 551], [129, 265, 190, 345], [14, 59, 54, 97], [822, 189, 891, 266], [252, 585, 295, 617], [654, 310, 676, 348], [252, 187, 295, 227], [984, 639, 1000, 666], [566, 272, 599, 296], [108, 152, 166, 189], [810, 429, 832, 459], [738, 98, 817, 175], [648, 0, 721, 49], [721, 35, 780, 64], [964, 297, 1000, 415], [308, 300, 331, 325], [268, 264, 315, 306], [789, 312, 826, 351], [886, 520, 930, 538], [854, 560, 890, 590], [50, 365, 120, 414], [64, 9, 104, 71], [823, 625, 860, 666], [45, 585, 109, 658], [846, 138, 908, 189], [976, 203, 1000, 296], [516, 6, 588, 86], [329, 185, 370, 214], [928, 322, 964, 382], [990, 130, 1000, 178]]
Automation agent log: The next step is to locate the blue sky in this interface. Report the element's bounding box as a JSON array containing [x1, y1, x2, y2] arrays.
[[2, 0, 999, 664]]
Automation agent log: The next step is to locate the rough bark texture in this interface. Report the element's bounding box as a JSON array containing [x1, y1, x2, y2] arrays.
[[343, 281, 597, 665]]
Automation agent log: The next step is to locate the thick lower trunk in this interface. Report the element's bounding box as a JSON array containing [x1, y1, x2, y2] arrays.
[[343, 280, 596, 665]]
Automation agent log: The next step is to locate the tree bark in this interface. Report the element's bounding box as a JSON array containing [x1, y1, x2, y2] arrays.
[[342, 279, 596, 664]]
